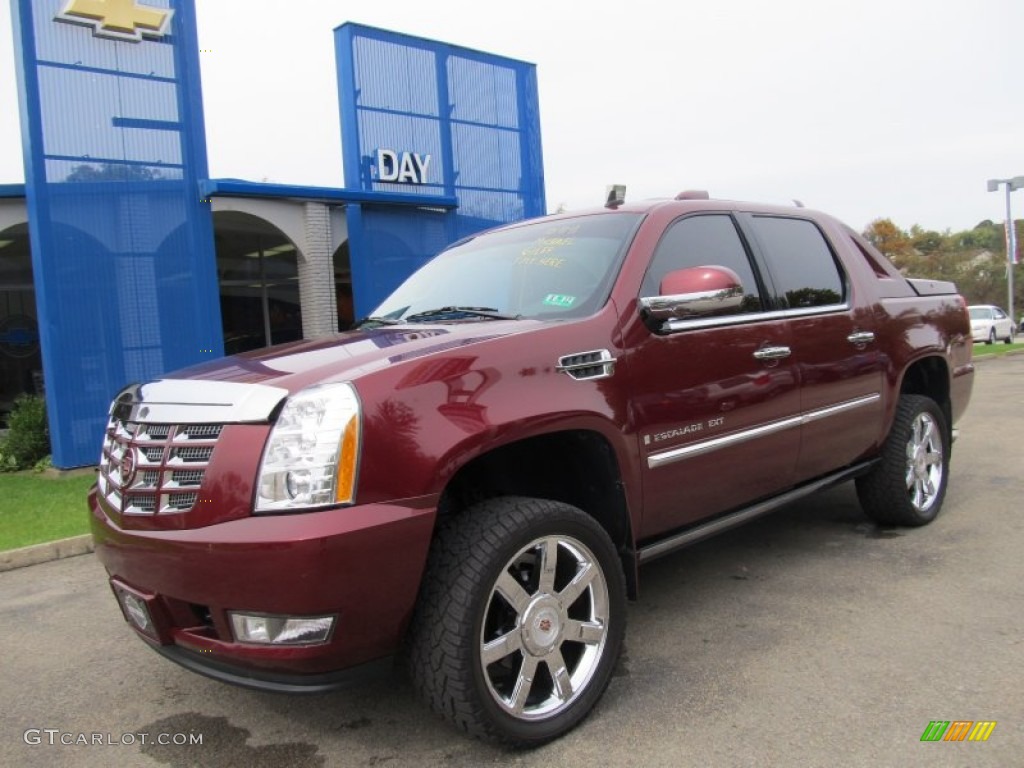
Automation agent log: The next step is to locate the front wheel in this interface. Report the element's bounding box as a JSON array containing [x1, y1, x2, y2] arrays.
[[856, 394, 949, 526], [986, 328, 996, 345], [408, 497, 626, 747]]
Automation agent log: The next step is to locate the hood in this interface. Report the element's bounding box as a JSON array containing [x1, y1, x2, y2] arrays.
[[162, 321, 538, 395]]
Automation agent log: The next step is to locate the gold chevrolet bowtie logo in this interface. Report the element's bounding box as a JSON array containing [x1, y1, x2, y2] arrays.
[[55, 0, 173, 43]]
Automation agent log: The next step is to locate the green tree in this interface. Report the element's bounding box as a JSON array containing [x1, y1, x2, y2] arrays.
[[909, 225, 944, 256], [864, 217, 1021, 312], [958, 220, 1003, 252]]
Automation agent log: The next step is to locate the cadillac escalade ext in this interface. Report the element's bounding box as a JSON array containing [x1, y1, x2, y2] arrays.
[[89, 193, 974, 746]]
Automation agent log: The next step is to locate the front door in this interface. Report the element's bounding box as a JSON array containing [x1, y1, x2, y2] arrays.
[[626, 214, 802, 540]]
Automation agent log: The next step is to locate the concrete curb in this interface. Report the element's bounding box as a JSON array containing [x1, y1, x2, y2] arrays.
[[0, 535, 94, 573]]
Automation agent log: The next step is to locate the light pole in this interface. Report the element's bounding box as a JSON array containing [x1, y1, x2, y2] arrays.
[[987, 176, 1024, 331]]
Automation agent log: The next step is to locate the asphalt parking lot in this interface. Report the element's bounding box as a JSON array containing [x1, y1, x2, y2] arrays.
[[1, 356, 1021, 768]]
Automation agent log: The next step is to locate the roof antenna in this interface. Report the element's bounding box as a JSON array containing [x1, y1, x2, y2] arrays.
[[605, 184, 626, 209], [792, 199, 805, 208]]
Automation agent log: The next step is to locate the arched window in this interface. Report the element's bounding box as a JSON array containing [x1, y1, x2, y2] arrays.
[[214, 212, 301, 354]]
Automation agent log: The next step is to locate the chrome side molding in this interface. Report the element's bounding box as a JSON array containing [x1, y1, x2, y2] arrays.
[[647, 394, 881, 469]]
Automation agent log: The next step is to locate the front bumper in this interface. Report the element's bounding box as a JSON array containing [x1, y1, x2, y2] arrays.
[[90, 487, 436, 689]]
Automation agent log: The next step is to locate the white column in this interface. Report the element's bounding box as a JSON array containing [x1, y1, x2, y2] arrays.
[[298, 202, 338, 338]]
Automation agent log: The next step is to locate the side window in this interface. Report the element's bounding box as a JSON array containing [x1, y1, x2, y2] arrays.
[[640, 214, 763, 314], [750, 217, 845, 309], [994, 308, 1006, 320]]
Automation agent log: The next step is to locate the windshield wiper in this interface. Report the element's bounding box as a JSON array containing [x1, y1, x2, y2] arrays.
[[354, 315, 403, 328], [405, 306, 521, 322]]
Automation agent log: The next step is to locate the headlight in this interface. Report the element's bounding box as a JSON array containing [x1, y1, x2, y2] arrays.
[[255, 382, 361, 512]]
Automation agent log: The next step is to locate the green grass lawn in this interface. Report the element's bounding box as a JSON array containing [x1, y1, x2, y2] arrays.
[[972, 341, 1024, 358], [0, 471, 95, 552]]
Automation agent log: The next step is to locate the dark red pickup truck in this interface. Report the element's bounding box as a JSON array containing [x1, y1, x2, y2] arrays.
[[89, 194, 974, 746]]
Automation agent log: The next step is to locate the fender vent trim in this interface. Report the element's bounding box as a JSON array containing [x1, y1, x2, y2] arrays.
[[556, 349, 617, 381]]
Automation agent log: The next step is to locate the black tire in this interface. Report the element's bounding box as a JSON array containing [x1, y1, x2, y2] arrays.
[[986, 328, 995, 345], [407, 496, 626, 747], [1004, 330, 1014, 344], [856, 394, 949, 526]]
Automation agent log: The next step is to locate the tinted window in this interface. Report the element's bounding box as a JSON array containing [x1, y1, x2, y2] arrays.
[[640, 215, 763, 314], [751, 217, 845, 309]]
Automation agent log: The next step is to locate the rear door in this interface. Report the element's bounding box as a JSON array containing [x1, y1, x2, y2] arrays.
[[740, 214, 885, 483]]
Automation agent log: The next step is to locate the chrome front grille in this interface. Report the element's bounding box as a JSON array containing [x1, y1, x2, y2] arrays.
[[97, 420, 222, 516], [142, 446, 165, 462], [172, 445, 214, 462], [182, 424, 221, 439], [171, 470, 204, 486]]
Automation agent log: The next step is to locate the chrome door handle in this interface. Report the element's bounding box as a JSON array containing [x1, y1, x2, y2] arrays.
[[847, 331, 875, 345], [753, 346, 792, 361]]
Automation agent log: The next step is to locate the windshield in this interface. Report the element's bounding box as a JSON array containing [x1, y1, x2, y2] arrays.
[[968, 307, 992, 320], [369, 213, 643, 323]]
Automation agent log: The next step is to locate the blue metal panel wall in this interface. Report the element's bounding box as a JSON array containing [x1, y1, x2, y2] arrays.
[[334, 23, 546, 317], [11, 0, 222, 467]]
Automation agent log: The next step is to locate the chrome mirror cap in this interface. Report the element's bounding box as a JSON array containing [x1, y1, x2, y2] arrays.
[[640, 265, 744, 320]]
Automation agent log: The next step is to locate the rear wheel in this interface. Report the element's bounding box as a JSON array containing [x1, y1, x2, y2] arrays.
[[408, 496, 626, 747], [856, 394, 948, 526]]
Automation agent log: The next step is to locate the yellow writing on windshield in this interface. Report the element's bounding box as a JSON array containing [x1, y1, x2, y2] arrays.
[[517, 237, 575, 266]]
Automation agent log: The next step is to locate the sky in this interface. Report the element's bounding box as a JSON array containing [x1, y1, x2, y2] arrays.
[[2, 0, 1023, 233]]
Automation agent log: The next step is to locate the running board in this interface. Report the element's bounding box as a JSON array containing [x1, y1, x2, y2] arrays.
[[636, 460, 877, 565]]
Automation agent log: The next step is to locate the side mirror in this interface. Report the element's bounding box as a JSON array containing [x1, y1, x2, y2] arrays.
[[640, 265, 744, 321]]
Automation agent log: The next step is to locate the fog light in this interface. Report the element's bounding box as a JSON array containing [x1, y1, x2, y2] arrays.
[[229, 612, 335, 645], [118, 591, 152, 634]]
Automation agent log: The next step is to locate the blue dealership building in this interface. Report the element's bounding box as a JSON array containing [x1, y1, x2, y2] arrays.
[[4, 0, 546, 467]]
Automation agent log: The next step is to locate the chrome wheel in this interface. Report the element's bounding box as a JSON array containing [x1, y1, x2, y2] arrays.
[[480, 534, 609, 720], [857, 395, 949, 527], [409, 497, 625, 745], [905, 411, 943, 513]]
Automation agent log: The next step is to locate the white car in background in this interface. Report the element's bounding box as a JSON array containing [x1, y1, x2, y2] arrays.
[[968, 305, 1015, 344]]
